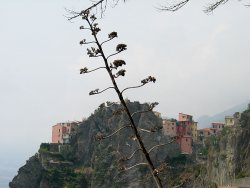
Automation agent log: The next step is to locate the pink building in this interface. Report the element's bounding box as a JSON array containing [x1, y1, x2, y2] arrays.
[[176, 113, 193, 154], [52, 122, 76, 144], [180, 136, 192, 154], [179, 113, 193, 122]]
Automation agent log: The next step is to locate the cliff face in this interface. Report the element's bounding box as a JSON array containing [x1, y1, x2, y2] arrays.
[[183, 109, 250, 188], [10, 101, 180, 188], [10, 102, 250, 188], [9, 155, 44, 188]]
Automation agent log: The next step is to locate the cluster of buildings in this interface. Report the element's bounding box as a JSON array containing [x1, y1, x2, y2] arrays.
[[51, 113, 238, 156], [162, 113, 238, 155], [162, 113, 197, 154]]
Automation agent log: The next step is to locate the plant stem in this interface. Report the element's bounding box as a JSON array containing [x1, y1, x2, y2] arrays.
[[86, 18, 163, 188]]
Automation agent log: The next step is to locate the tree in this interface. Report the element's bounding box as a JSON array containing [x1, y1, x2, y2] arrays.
[[72, 10, 178, 188], [66, 0, 249, 21]]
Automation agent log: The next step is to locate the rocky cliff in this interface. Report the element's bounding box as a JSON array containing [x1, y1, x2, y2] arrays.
[[10, 101, 180, 188], [10, 102, 250, 188], [183, 108, 250, 187]]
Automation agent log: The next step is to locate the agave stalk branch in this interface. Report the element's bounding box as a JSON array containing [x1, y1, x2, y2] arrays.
[[103, 124, 131, 139], [85, 17, 163, 188], [148, 139, 176, 154]]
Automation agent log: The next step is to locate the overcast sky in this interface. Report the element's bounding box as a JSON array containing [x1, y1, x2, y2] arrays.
[[0, 0, 250, 185]]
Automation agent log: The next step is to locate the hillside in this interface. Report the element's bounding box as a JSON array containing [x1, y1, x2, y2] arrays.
[[9, 101, 181, 188], [9, 101, 250, 187]]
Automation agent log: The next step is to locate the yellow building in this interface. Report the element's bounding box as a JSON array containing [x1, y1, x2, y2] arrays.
[[191, 121, 198, 142], [225, 116, 234, 127]]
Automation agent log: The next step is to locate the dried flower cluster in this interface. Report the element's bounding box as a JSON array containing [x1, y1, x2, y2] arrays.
[[92, 23, 101, 35], [149, 102, 159, 110], [80, 67, 88, 74], [114, 69, 126, 78], [89, 89, 99, 95], [87, 47, 101, 57], [80, 10, 88, 18], [141, 76, 156, 84], [90, 14, 97, 22], [116, 44, 127, 52], [108, 31, 118, 39], [95, 132, 105, 141], [112, 60, 126, 68], [79, 39, 86, 45]]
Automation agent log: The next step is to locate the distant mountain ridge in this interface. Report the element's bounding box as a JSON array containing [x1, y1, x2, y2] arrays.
[[197, 100, 250, 128]]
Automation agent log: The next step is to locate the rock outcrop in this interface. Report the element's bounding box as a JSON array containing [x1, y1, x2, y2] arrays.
[[9, 102, 250, 188], [10, 101, 180, 188]]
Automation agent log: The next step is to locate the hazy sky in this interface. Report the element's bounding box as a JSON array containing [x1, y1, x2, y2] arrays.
[[0, 0, 250, 185]]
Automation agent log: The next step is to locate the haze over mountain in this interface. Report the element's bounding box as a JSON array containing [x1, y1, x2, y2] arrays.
[[197, 100, 250, 128]]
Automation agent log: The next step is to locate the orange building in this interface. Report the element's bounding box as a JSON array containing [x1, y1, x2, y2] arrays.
[[52, 122, 77, 144], [198, 128, 218, 142]]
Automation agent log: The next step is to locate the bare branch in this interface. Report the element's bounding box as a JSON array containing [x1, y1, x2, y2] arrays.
[[126, 148, 142, 160], [131, 108, 151, 117], [80, 66, 106, 74], [101, 31, 118, 46], [171, 182, 184, 188], [80, 40, 96, 45], [139, 128, 152, 133], [101, 38, 113, 46], [204, 0, 228, 13], [107, 51, 122, 59], [119, 148, 142, 162], [67, 0, 106, 20], [139, 125, 163, 133], [121, 83, 145, 94], [159, 0, 190, 12], [89, 87, 114, 95], [122, 76, 156, 94], [148, 139, 176, 153], [130, 102, 159, 119], [119, 163, 148, 172], [103, 124, 131, 139]]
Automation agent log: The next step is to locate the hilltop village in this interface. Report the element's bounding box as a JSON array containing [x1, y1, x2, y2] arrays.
[[52, 111, 239, 155]]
